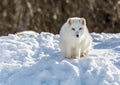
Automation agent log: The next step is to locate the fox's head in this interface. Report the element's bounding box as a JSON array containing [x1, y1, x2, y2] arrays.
[[66, 17, 87, 38]]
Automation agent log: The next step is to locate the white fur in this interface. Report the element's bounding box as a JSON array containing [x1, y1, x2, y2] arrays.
[[59, 17, 92, 59]]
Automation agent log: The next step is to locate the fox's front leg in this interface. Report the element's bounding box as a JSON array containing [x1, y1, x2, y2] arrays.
[[81, 49, 89, 57], [75, 47, 81, 59], [66, 47, 71, 58]]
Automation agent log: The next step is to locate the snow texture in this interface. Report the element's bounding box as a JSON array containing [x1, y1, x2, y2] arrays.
[[0, 32, 120, 85]]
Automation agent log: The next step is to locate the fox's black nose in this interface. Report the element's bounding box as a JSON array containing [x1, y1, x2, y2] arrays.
[[76, 34, 79, 38]]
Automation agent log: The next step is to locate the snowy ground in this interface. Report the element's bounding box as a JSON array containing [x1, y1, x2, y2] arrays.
[[0, 32, 120, 85]]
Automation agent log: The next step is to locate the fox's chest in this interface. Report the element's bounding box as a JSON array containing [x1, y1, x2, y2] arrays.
[[66, 37, 81, 47]]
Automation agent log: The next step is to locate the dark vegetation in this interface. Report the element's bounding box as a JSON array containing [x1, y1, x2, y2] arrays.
[[0, 0, 120, 36]]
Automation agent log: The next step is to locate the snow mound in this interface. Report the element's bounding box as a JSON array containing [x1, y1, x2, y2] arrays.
[[0, 32, 120, 85]]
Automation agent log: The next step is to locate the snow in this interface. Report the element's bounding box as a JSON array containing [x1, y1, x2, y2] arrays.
[[0, 32, 120, 85]]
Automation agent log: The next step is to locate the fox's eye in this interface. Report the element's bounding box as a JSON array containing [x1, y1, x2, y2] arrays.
[[79, 28, 82, 30], [72, 28, 75, 31]]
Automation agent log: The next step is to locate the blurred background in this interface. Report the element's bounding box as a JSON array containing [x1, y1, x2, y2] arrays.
[[0, 0, 120, 36]]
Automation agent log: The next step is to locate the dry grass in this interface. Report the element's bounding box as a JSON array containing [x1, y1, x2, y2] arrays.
[[0, 0, 120, 36]]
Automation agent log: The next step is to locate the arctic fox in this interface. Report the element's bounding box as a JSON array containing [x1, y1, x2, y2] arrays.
[[59, 17, 92, 59]]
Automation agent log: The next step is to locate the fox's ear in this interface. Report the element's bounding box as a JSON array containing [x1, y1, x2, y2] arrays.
[[80, 18, 86, 25], [67, 18, 72, 25]]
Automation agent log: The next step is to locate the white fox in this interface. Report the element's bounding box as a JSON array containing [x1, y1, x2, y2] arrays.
[[59, 17, 92, 59]]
